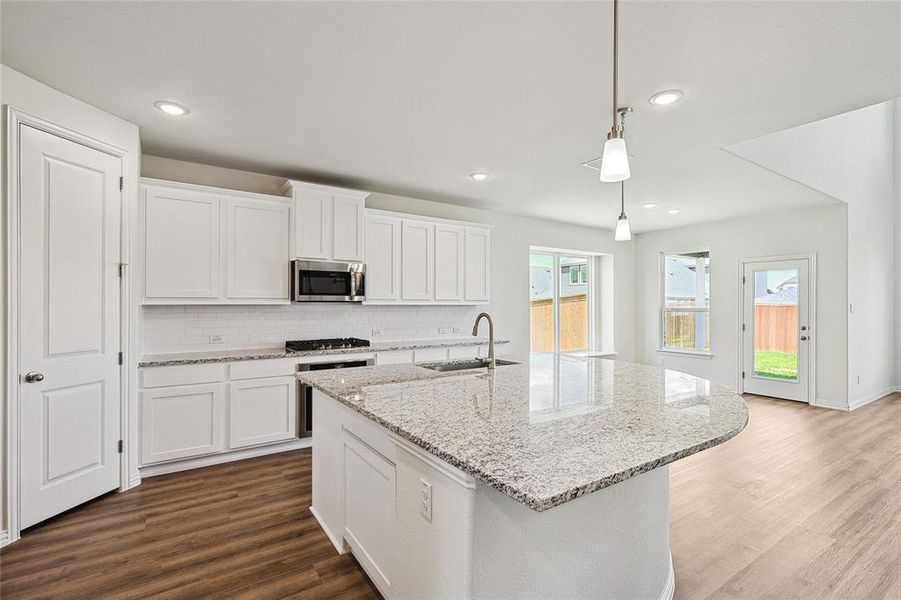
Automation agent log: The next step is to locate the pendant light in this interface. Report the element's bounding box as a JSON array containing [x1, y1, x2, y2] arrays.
[[614, 181, 632, 241], [600, 0, 631, 183]]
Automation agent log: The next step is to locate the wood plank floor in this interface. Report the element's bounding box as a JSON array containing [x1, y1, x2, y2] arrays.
[[2, 392, 899, 599]]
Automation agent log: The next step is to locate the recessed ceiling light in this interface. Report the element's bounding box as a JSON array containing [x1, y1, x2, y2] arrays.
[[470, 172, 490, 182], [667, 208, 682, 214], [649, 89, 684, 106], [643, 202, 658, 209], [154, 101, 190, 116]]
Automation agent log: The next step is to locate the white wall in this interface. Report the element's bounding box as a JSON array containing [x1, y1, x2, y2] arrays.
[[728, 100, 897, 407], [634, 205, 849, 406], [1, 65, 142, 537], [141, 155, 637, 359]]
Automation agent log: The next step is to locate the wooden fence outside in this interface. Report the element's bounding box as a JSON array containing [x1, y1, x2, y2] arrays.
[[530, 294, 588, 352], [754, 303, 798, 354]]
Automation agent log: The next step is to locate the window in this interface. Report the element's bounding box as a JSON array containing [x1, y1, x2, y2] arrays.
[[530, 252, 594, 353], [660, 251, 710, 353]]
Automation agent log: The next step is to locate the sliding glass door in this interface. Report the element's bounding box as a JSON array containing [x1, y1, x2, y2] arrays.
[[530, 252, 592, 353]]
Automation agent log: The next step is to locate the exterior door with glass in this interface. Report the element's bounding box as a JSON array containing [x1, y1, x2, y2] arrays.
[[741, 258, 811, 402]]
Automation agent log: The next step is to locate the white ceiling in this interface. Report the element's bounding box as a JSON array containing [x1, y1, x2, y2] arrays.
[[2, 1, 899, 232]]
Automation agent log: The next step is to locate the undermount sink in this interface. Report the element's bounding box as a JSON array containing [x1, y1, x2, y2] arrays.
[[420, 358, 520, 372]]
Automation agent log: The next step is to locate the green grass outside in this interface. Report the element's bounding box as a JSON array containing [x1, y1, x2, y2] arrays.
[[754, 350, 798, 380]]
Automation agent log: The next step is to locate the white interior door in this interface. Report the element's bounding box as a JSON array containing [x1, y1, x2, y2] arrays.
[[741, 258, 811, 402], [18, 125, 123, 529]]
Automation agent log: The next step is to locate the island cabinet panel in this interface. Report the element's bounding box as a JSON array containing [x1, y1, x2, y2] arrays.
[[311, 390, 349, 554], [401, 220, 435, 301], [228, 375, 297, 449], [434, 223, 465, 301], [343, 430, 396, 596], [364, 214, 402, 301], [464, 227, 491, 302], [141, 383, 225, 464], [225, 196, 291, 301], [143, 185, 221, 301]]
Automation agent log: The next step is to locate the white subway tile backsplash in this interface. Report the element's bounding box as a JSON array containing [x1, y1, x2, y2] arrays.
[[142, 304, 480, 354]]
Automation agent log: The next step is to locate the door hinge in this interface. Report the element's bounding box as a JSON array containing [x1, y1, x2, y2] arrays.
[[742, 276, 746, 284], [118, 351, 124, 365], [742, 323, 746, 332], [119, 176, 124, 191], [118, 263, 128, 278], [742, 371, 746, 379], [118, 440, 124, 453]]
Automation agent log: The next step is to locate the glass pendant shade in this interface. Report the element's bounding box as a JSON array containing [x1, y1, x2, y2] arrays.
[[614, 213, 632, 241], [600, 137, 631, 182]]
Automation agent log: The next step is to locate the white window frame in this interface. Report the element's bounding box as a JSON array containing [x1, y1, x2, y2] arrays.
[[530, 250, 597, 354], [658, 251, 712, 358]]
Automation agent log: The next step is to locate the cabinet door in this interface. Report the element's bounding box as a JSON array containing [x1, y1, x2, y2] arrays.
[[225, 196, 291, 301], [464, 227, 491, 302], [143, 185, 221, 301], [295, 192, 331, 259], [434, 223, 465, 301], [228, 376, 297, 449], [365, 214, 402, 301], [141, 383, 225, 464], [344, 430, 395, 594], [402, 220, 435, 301], [333, 196, 365, 262]]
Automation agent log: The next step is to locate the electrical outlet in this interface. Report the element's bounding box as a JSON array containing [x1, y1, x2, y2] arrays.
[[209, 335, 223, 344], [420, 478, 432, 522], [438, 327, 453, 335]]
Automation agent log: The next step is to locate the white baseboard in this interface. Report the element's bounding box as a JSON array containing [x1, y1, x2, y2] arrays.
[[814, 398, 850, 411], [310, 506, 349, 555], [140, 438, 312, 478], [659, 551, 675, 600], [128, 472, 142, 489], [849, 387, 895, 411], [0, 530, 9, 548]]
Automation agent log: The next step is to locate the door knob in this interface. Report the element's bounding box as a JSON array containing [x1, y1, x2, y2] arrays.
[[800, 335, 809, 341], [801, 325, 808, 331], [24, 371, 44, 383]]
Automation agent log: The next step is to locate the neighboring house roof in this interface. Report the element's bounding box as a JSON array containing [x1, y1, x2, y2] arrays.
[[664, 256, 710, 301], [755, 287, 798, 304], [530, 265, 587, 300]]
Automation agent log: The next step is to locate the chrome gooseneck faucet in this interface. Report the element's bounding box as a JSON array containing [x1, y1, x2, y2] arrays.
[[471, 312, 495, 370]]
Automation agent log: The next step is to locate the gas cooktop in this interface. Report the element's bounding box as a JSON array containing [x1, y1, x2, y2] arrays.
[[285, 337, 371, 352]]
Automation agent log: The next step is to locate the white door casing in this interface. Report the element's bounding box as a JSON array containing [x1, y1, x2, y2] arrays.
[[740, 257, 813, 402], [18, 125, 123, 529]]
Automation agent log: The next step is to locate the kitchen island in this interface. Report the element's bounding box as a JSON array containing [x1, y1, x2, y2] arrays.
[[298, 353, 748, 599]]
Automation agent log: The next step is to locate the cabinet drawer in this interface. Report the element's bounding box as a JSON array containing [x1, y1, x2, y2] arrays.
[[414, 347, 448, 362], [140, 363, 226, 389], [229, 358, 297, 380], [448, 345, 479, 360], [376, 350, 414, 365]]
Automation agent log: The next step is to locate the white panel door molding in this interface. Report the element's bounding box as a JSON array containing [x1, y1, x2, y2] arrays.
[[18, 125, 123, 529], [225, 196, 291, 300]]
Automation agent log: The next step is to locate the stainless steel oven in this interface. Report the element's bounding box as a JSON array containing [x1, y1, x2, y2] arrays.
[[291, 260, 365, 302], [296, 357, 374, 436]]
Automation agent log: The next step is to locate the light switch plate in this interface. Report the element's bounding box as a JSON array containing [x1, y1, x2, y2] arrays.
[[209, 334, 223, 344]]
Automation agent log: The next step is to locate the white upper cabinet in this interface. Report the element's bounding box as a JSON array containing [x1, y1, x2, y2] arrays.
[[364, 213, 402, 301], [434, 223, 465, 301], [282, 180, 369, 262], [366, 209, 491, 305], [144, 184, 221, 301], [402, 219, 435, 301], [464, 227, 491, 302], [141, 179, 292, 305], [225, 196, 291, 301]]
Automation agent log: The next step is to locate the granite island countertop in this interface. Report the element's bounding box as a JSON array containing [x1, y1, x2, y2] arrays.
[[297, 353, 749, 511], [139, 338, 509, 368]]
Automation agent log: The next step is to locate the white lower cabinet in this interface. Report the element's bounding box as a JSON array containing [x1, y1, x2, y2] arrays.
[[343, 430, 396, 594], [228, 376, 297, 449], [141, 383, 226, 464]]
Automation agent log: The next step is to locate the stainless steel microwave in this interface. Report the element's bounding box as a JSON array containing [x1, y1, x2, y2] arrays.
[[291, 260, 365, 302]]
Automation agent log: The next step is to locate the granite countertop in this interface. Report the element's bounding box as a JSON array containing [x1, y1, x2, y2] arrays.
[[138, 338, 510, 368], [297, 353, 749, 512]]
